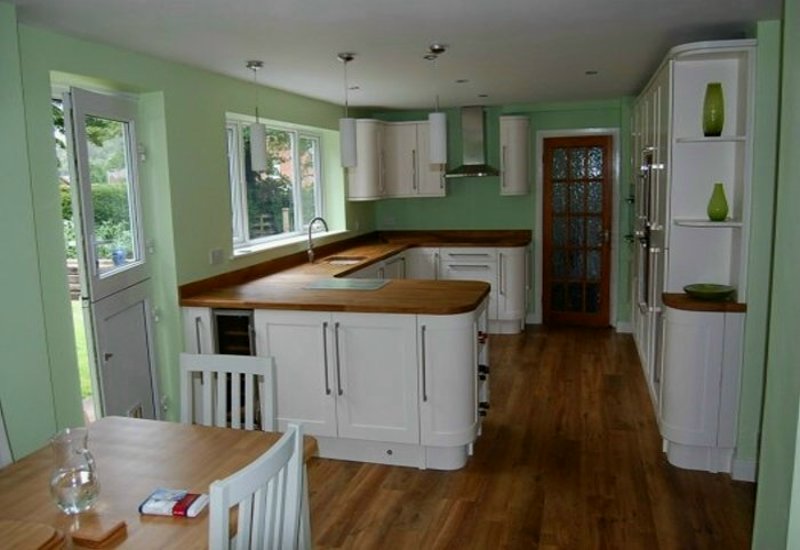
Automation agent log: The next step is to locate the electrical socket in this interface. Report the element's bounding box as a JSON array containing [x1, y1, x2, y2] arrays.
[[209, 248, 224, 265]]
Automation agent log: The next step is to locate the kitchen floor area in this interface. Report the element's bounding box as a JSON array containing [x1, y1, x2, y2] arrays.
[[306, 326, 755, 549]]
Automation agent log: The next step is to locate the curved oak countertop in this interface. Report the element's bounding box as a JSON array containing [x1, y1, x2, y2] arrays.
[[180, 231, 531, 315]]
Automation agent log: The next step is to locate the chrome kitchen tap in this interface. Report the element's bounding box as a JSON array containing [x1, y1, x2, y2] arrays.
[[307, 216, 329, 263]]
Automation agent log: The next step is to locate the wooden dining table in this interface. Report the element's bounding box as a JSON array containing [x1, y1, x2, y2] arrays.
[[0, 417, 317, 548]]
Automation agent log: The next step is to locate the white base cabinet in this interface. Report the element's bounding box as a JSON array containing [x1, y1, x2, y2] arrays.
[[404, 247, 439, 279], [659, 305, 744, 473], [499, 115, 530, 196], [248, 301, 488, 470]]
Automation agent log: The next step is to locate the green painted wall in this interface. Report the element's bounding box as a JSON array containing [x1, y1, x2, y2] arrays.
[[1, 4, 373, 458], [372, 100, 634, 324], [735, 21, 782, 468], [753, 0, 800, 547], [0, 3, 63, 458]]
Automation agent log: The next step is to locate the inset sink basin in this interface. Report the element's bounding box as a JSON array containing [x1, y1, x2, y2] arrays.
[[304, 278, 389, 290], [325, 255, 368, 265]]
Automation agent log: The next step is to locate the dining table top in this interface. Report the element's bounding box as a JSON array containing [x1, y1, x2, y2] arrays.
[[0, 416, 318, 549]]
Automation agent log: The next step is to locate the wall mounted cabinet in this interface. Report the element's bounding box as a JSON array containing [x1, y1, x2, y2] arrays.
[[499, 115, 530, 196], [347, 119, 385, 201], [383, 122, 445, 198]]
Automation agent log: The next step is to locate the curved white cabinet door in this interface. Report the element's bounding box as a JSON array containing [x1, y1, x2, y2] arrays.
[[347, 120, 384, 201]]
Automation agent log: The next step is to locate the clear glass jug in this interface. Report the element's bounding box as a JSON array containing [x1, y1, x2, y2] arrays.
[[49, 427, 100, 514]]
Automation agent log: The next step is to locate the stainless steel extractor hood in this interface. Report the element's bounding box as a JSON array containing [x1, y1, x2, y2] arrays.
[[444, 105, 499, 178]]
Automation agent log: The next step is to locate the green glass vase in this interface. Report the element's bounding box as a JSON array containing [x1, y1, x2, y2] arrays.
[[707, 183, 729, 221], [702, 82, 724, 137]]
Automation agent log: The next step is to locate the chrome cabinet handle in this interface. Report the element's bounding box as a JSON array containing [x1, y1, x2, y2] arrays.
[[322, 321, 331, 395], [412, 149, 417, 190], [334, 322, 343, 396], [421, 325, 428, 402], [434, 252, 440, 280], [194, 316, 203, 354], [499, 252, 505, 296], [501, 145, 507, 187]]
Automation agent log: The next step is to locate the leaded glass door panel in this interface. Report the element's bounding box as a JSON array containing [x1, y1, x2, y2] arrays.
[[543, 136, 612, 326]]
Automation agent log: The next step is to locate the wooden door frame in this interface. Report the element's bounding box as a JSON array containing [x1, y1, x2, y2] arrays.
[[531, 128, 623, 330]]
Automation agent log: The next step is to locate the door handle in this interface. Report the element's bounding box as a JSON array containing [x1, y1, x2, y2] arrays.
[[421, 325, 428, 402], [194, 316, 203, 354], [103, 352, 114, 362], [412, 149, 417, 190], [334, 322, 343, 396], [322, 321, 331, 395]]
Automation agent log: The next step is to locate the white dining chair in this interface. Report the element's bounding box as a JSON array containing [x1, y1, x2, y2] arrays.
[[179, 353, 277, 431], [209, 423, 305, 550]]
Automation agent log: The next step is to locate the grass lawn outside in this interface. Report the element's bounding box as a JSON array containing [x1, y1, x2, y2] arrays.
[[71, 300, 93, 398]]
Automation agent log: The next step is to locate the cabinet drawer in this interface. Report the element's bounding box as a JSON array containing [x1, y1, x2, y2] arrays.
[[439, 247, 497, 262]]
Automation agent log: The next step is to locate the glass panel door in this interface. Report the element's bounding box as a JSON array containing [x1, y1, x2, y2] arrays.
[[543, 136, 612, 326]]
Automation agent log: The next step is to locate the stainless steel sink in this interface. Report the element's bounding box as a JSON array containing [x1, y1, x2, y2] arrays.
[[325, 255, 368, 265], [304, 278, 389, 290]]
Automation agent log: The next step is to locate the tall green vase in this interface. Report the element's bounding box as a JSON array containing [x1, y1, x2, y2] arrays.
[[707, 183, 729, 221], [702, 82, 725, 137]]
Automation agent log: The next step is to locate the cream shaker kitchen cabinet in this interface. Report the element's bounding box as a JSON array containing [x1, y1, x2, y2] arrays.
[[253, 310, 338, 437], [182, 307, 214, 354], [499, 115, 530, 196], [659, 304, 744, 473], [382, 253, 407, 279], [383, 122, 445, 199], [405, 247, 439, 280], [438, 248, 499, 322], [496, 247, 527, 332], [347, 119, 385, 201], [254, 310, 420, 445]]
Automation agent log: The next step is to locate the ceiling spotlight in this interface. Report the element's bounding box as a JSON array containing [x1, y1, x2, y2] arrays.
[[428, 43, 447, 56], [478, 94, 489, 98], [456, 79, 469, 84], [585, 70, 599, 76]]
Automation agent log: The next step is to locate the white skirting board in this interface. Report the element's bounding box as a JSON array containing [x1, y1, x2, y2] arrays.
[[615, 321, 633, 334], [732, 458, 758, 482]]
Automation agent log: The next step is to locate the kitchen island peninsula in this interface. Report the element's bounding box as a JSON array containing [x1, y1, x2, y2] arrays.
[[180, 230, 530, 469]]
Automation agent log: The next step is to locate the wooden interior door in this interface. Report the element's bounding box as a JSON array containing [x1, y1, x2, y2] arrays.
[[543, 136, 612, 326]]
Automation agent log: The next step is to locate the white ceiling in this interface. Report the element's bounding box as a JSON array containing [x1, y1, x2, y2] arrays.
[[12, 0, 782, 111]]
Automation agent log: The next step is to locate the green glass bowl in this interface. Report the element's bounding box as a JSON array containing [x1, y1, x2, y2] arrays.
[[683, 283, 736, 301]]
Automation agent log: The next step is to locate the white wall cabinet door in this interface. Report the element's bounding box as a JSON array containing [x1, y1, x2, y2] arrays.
[[415, 123, 446, 197], [333, 313, 419, 444], [497, 247, 527, 325], [499, 115, 530, 196], [418, 311, 478, 447], [182, 307, 214, 354], [383, 123, 417, 198], [405, 248, 439, 279], [254, 310, 338, 437], [347, 120, 384, 201]]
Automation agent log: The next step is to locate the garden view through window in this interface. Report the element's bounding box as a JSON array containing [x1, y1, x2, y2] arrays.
[[226, 117, 322, 250]]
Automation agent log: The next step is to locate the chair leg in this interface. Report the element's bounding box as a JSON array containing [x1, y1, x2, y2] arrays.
[[299, 465, 312, 549]]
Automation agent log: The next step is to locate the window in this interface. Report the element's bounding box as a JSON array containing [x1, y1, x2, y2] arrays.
[[226, 116, 323, 249]]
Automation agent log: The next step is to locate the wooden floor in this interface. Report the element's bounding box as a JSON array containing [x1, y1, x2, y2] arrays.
[[306, 326, 755, 549]]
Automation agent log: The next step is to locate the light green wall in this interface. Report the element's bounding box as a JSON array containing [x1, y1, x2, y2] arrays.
[[736, 21, 782, 467], [1, 4, 374, 458], [0, 3, 63, 458], [753, 0, 800, 547], [372, 99, 634, 324]]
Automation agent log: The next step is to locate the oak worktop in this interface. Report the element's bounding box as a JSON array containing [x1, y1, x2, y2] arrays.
[[180, 231, 530, 314]]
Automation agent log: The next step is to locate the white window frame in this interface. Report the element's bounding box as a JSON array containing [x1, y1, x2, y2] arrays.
[[226, 115, 324, 250]]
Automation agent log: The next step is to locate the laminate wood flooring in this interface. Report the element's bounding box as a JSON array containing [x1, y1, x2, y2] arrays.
[[306, 326, 755, 549]]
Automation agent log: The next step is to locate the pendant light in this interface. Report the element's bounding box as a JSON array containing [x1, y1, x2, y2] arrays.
[[338, 52, 357, 168], [426, 44, 448, 165], [246, 60, 267, 173]]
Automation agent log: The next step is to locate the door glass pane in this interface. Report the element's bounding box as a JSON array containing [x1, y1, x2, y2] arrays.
[[553, 217, 568, 247], [569, 251, 584, 279], [298, 136, 318, 228], [570, 182, 585, 213], [247, 128, 295, 238], [569, 218, 585, 247], [587, 216, 603, 247], [551, 283, 565, 311], [84, 115, 138, 277], [587, 250, 601, 281], [552, 182, 567, 213], [588, 147, 603, 178], [553, 250, 567, 278], [585, 284, 600, 313], [567, 283, 583, 312], [553, 149, 568, 179], [587, 181, 603, 213], [569, 148, 586, 179]]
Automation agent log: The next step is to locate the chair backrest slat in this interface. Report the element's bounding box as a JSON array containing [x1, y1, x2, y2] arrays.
[[179, 353, 276, 432], [209, 424, 304, 550]]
